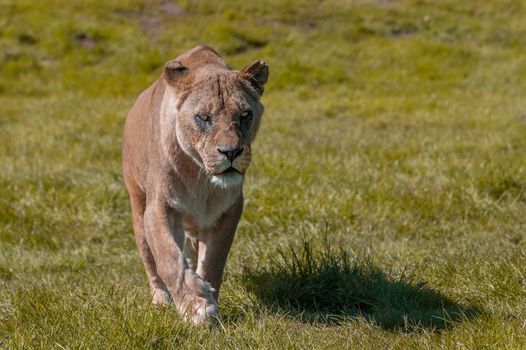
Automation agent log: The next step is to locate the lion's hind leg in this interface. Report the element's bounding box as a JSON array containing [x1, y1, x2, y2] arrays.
[[183, 236, 199, 272]]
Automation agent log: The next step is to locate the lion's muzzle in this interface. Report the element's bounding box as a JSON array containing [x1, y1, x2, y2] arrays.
[[217, 146, 244, 162]]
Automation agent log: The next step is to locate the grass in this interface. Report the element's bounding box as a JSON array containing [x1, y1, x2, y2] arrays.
[[1, 0, 526, 348], [243, 235, 480, 331]]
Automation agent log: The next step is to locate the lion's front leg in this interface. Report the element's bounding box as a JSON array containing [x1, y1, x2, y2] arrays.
[[143, 200, 217, 324], [197, 198, 243, 301]]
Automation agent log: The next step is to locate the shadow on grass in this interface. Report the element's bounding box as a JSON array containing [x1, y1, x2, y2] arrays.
[[242, 238, 480, 332]]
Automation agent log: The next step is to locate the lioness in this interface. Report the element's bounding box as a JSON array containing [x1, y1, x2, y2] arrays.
[[122, 45, 268, 324]]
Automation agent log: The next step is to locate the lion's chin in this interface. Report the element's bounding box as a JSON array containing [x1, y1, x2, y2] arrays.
[[210, 172, 244, 189]]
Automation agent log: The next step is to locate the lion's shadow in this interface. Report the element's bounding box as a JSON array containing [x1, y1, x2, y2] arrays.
[[242, 240, 481, 331]]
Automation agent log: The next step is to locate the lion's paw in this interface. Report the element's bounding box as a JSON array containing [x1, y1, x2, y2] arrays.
[[151, 288, 172, 305], [189, 298, 218, 325]]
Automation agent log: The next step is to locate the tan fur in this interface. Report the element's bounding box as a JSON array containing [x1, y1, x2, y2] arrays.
[[122, 45, 268, 324]]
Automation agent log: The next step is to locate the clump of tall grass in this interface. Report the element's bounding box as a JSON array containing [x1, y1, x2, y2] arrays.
[[244, 236, 478, 331]]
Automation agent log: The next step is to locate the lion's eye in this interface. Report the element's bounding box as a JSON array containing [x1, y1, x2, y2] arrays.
[[196, 114, 210, 122], [240, 110, 252, 119]]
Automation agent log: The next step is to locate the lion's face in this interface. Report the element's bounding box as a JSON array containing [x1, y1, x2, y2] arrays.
[[162, 60, 268, 189]]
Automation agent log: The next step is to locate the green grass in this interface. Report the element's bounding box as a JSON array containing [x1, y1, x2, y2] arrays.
[[1, 0, 526, 348], [243, 236, 481, 331]]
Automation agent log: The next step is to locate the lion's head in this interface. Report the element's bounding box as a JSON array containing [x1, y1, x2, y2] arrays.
[[159, 46, 268, 189]]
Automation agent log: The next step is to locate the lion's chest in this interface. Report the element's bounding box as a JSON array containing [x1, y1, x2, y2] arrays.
[[167, 186, 240, 230]]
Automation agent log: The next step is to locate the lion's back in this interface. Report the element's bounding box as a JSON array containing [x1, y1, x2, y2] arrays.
[[122, 80, 161, 192]]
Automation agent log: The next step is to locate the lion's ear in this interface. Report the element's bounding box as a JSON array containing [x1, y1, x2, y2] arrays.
[[164, 60, 190, 89], [241, 60, 269, 96]]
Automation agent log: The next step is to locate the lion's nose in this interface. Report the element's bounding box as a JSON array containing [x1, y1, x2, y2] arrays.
[[217, 146, 244, 161]]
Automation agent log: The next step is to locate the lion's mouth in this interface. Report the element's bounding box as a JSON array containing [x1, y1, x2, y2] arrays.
[[208, 164, 244, 177], [221, 167, 241, 175]]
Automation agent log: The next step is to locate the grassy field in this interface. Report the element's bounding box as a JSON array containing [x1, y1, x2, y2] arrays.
[[1, 0, 526, 348]]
